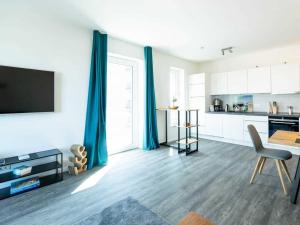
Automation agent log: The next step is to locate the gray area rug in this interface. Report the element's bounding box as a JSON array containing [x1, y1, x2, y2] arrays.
[[77, 197, 170, 225]]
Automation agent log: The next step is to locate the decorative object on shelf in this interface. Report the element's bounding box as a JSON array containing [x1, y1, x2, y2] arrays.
[[13, 165, 32, 176], [68, 144, 87, 176], [169, 97, 178, 110], [168, 105, 179, 110], [10, 177, 40, 195], [0, 149, 63, 200], [18, 155, 30, 161]]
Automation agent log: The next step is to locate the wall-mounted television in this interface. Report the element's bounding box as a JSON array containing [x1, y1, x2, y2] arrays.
[[0, 65, 54, 114]]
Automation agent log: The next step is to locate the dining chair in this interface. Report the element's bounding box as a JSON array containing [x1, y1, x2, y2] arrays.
[[248, 124, 292, 195]]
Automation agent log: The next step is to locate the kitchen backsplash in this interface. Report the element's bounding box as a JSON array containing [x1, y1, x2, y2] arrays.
[[213, 94, 300, 113]]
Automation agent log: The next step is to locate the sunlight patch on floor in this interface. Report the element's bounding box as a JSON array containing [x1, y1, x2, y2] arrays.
[[71, 158, 119, 194]]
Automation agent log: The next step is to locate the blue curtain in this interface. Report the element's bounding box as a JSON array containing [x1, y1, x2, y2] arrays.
[[143, 46, 160, 150], [84, 30, 108, 169]]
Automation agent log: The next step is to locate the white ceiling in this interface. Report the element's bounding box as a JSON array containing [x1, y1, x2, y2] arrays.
[[18, 0, 300, 62]]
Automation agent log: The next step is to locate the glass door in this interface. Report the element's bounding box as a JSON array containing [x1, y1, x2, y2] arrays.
[[107, 55, 138, 154]]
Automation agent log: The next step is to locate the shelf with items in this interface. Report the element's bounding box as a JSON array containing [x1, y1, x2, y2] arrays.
[[156, 108, 200, 155], [176, 138, 199, 145], [0, 161, 61, 183], [176, 110, 199, 155], [0, 149, 63, 200]]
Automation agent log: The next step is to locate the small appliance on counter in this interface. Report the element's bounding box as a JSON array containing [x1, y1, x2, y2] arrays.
[[233, 103, 245, 112], [288, 106, 293, 115], [212, 98, 223, 111], [225, 104, 229, 112]]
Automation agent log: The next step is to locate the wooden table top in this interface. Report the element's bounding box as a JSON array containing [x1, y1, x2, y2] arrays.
[[269, 130, 300, 148]]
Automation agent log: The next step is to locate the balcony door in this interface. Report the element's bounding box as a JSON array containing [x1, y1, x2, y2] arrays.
[[106, 55, 138, 154]]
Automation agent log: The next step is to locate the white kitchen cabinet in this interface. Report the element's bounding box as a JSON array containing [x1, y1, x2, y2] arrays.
[[210, 72, 227, 95], [271, 64, 300, 94], [204, 113, 223, 137], [243, 116, 268, 144], [244, 131, 268, 144], [243, 119, 268, 133], [222, 115, 244, 141], [227, 70, 248, 94], [188, 73, 206, 127], [247, 66, 271, 94]]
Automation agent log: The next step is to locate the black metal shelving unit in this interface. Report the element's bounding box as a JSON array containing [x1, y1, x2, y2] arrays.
[[0, 149, 63, 200], [176, 109, 199, 155], [157, 108, 199, 155]]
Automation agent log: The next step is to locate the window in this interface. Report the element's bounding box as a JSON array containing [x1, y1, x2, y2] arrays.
[[169, 67, 185, 125]]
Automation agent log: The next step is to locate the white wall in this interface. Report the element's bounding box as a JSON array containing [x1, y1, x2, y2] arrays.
[[0, 3, 92, 162], [153, 51, 199, 142], [0, 2, 199, 162], [199, 44, 300, 112]]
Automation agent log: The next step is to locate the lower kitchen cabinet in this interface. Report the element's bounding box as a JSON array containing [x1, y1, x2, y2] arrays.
[[203, 114, 269, 144], [243, 116, 268, 144], [205, 114, 223, 137], [222, 115, 244, 141]]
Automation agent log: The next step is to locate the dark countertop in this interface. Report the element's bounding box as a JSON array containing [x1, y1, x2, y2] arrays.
[[206, 111, 300, 117]]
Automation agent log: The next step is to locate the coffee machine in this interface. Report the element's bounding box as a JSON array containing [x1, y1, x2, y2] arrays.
[[213, 98, 223, 112]]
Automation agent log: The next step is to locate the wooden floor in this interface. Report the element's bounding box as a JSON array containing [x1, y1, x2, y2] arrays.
[[1, 139, 300, 225]]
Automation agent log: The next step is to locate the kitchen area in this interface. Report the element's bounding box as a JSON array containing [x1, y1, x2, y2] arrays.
[[191, 63, 300, 154]]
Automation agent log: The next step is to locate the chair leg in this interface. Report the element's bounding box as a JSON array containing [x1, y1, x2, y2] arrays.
[[250, 157, 263, 184], [259, 157, 266, 174], [275, 160, 288, 195], [280, 160, 292, 183]]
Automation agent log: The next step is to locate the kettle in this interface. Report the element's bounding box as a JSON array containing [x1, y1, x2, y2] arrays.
[[225, 104, 229, 112]]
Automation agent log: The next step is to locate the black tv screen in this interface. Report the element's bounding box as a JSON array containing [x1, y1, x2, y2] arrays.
[[0, 66, 54, 114]]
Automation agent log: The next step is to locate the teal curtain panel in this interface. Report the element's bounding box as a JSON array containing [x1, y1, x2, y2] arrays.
[[143, 46, 160, 150], [84, 30, 108, 169]]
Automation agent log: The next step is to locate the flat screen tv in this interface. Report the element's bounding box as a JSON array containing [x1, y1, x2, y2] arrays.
[[0, 65, 54, 114]]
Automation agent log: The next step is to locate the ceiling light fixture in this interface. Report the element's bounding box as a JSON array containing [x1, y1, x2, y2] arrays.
[[221, 47, 233, 55]]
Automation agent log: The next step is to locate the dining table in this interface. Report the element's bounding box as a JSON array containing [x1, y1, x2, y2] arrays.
[[269, 130, 300, 204]]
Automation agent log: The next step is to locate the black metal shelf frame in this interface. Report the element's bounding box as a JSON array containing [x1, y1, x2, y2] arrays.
[[177, 110, 199, 155], [158, 109, 199, 155], [0, 149, 63, 200]]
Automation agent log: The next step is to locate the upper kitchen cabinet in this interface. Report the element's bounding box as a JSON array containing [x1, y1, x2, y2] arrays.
[[271, 63, 300, 94], [210, 72, 227, 95], [227, 70, 248, 94], [247, 66, 271, 93]]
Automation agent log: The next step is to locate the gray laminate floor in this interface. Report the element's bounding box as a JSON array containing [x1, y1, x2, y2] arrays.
[[0, 139, 300, 225]]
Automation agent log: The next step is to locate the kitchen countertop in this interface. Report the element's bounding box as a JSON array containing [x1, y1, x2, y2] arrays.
[[206, 111, 300, 117]]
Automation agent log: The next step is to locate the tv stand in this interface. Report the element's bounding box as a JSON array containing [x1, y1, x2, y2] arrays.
[[0, 149, 63, 200]]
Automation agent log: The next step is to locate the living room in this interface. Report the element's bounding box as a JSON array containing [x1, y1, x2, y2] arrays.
[[1, 1, 300, 225]]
